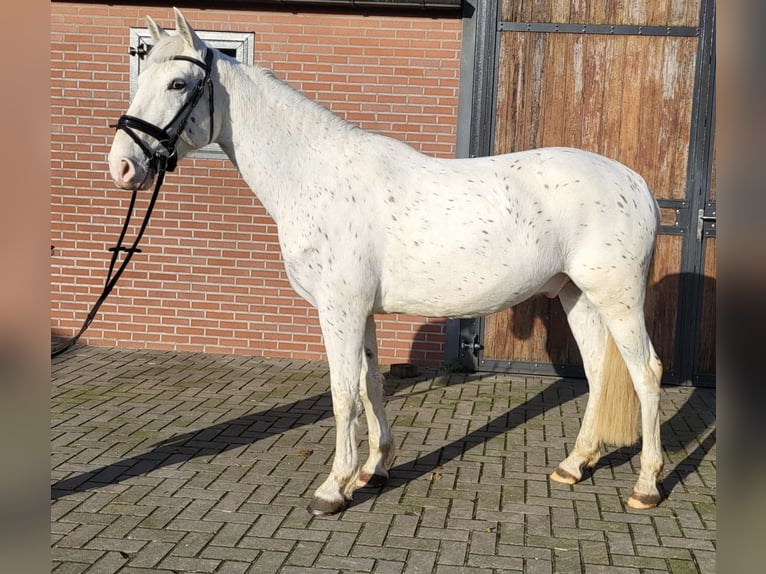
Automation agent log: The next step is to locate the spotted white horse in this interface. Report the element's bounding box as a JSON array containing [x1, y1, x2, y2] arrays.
[[108, 9, 664, 515]]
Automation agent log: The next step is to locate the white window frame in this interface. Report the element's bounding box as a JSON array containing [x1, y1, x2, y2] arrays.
[[128, 27, 254, 160]]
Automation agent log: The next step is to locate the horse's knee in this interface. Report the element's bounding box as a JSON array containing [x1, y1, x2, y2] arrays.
[[332, 390, 361, 421], [360, 369, 384, 401]]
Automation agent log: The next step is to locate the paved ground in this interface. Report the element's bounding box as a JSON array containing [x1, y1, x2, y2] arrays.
[[51, 346, 716, 573]]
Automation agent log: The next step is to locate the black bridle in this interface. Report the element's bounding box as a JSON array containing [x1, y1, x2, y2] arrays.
[[52, 49, 215, 358], [112, 49, 215, 173]]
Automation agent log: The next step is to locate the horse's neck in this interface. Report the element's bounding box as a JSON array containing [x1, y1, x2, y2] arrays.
[[216, 61, 359, 221]]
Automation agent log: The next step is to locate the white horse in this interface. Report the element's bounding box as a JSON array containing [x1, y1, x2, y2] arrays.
[[108, 9, 664, 515]]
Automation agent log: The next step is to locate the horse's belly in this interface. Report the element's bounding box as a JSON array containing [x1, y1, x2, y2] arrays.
[[376, 257, 553, 318]]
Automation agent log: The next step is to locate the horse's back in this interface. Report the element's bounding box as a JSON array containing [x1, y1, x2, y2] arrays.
[[374, 146, 658, 317]]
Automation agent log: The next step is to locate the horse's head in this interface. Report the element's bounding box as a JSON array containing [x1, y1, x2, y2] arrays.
[[108, 8, 216, 190]]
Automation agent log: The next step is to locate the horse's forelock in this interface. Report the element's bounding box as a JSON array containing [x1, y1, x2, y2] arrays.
[[145, 34, 194, 68]]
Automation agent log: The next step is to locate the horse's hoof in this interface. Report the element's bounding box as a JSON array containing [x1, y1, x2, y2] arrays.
[[306, 496, 349, 516], [356, 472, 387, 488], [550, 466, 579, 485], [627, 492, 661, 510]]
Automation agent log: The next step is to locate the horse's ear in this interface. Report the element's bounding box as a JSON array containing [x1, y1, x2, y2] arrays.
[[146, 16, 167, 44], [173, 7, 206, 54]]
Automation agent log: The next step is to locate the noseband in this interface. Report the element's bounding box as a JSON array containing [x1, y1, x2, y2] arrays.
[[112, 49, 215, 173]]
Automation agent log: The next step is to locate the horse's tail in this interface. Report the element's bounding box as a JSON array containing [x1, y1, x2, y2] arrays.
[[592, 332, 640, 446]]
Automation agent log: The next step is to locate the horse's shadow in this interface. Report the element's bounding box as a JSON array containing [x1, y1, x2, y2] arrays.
[[51, 361, 587, 501], [51, 393, 332, 500], [51, 360, 713, 507], [53, 270, 715, 505]]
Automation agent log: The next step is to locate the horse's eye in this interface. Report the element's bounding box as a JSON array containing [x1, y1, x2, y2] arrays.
[[169, 79, 187, 91]]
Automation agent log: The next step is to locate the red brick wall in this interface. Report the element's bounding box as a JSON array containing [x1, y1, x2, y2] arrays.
[[50, 3, 462, 366]]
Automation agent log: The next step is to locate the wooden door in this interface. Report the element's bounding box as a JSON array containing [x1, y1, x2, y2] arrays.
[[461, 0, 715, 385]]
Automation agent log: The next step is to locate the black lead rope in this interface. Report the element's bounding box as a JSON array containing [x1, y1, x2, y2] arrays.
[[51, 160, 168, 358], [52, 50, 214, 358]]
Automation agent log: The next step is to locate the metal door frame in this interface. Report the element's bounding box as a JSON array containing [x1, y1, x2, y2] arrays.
[[447, 0, 716, 386]]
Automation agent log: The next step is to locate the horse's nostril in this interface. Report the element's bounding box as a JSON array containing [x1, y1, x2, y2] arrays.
[[120, 159, 133, 180], [117, 158, 140, 184], [110, 156, 140, 188]]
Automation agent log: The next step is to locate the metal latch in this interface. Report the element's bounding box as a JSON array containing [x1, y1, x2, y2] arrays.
[[129, 41, 152, 60], [461, 339, 485, 353], [696, 208, 716, 240], [457, 318, 483, 372]]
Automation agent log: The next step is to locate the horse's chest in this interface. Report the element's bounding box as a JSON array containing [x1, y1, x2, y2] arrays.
[[277, 210, 375, 298]]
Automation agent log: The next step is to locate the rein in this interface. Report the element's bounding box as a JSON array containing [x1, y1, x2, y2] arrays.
[[51, 164, 167, 357], [52, 50, 215, 358]]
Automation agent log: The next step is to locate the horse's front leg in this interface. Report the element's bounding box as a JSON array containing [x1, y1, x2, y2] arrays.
[[307, 308, 367, 516], [357, 316, 395, 488]]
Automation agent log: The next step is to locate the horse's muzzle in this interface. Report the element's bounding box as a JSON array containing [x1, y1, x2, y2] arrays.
[[108, 155, 156, 191]]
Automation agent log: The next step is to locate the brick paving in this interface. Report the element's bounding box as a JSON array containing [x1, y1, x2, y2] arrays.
[[51, 347, 716, 573]]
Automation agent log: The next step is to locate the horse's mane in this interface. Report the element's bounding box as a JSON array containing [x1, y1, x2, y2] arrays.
[[249, 66, 359, 134], [145, 33, 359, 135]]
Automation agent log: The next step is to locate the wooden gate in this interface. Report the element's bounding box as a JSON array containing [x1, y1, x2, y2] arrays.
[[457, 0, 715, 386]]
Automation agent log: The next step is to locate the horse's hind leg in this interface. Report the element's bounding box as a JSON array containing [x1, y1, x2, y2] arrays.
[[551, 282, 614, 484], [357, 317, 395, 488], [563, 275, 664, 509], [599, 305, 664, 509]]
